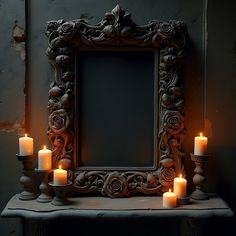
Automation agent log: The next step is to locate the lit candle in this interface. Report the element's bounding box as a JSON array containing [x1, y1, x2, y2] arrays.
[[174, 174, 187, 198], [194, 133, 208, 155], [19, 134, 34, 156], [38, 145, 52, 170], [53, 165, 67, 185], [163, 189, 177, 208]]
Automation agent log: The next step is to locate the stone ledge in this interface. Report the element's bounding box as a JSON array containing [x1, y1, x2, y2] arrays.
[[1, 194, 234, 221]]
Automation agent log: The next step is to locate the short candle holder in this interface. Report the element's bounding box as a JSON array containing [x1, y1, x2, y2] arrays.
[[16, 154, 37, 200], [177, 196, 190, 205], [190, 153, 210, 200], [49, 181, 72, 206], [35, 169, 52, 203]]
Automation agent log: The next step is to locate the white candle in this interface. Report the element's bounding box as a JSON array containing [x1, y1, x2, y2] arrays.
[[38, 145, 52, 170], [194, 133, 208, 155], [53, 165, 67, 185], [19, 134, 33, 156], [174, 174, 187, 198], [163, 189, 177, 208]]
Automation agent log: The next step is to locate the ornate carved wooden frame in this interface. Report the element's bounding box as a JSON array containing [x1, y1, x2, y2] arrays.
[[46, 5, 187, 197]]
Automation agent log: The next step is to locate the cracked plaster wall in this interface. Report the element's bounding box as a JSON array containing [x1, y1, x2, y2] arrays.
[[0, 0, 25, 235]]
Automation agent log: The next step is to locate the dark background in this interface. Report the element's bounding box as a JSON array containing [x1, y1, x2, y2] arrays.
[[0, 0, 236, 235]]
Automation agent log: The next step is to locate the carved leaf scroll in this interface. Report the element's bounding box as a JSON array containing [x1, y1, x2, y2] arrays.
[[46, 5, 187, 197]]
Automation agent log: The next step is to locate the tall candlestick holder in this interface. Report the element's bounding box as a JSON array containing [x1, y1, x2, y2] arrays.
[[49, 181, 72, 206], [190, 153, 210, 200], [35, 169, 52, 203], [16, 154, 37, 200]]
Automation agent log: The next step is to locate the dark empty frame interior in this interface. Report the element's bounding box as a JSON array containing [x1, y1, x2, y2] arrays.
[[77, 50, 155, 168], [46, 5, 186, 197]]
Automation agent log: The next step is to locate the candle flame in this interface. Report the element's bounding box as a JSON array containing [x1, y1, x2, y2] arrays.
[[25, 133, 28, 137], [43, 145, 46, 150], [59, 165, 62, 169], [179, 174, 182, 178], [169, 189, 171, 193], [200, 132, 203, 137]]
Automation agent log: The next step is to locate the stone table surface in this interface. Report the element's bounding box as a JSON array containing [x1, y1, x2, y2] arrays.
[[1, 194, 234, 221]]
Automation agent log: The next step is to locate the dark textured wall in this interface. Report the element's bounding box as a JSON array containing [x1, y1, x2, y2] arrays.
[[0, 0, 25, 234], [204, 0, 236, 234], [0, 0, 235, 235]]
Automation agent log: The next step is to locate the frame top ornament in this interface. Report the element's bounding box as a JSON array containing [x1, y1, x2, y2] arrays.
[[46, 5, 187, 197], [46, 4, 186, 47]]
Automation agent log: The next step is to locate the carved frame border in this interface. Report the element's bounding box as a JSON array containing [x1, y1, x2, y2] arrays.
[[46, 5, 187, 197]]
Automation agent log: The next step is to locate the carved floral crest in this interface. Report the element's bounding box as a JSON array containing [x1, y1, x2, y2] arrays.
[[46, 5, 187, 197]]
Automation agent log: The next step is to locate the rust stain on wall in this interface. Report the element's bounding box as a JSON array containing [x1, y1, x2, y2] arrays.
[[12, 20, 25, 61], [0, 121, 25, 135]]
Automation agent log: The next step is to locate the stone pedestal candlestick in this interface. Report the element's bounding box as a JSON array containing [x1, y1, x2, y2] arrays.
[[190, 153, 210, 200], [17, 154, 37, 200], [35, 169, 52, 203], [49, 181, 72, 206]]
